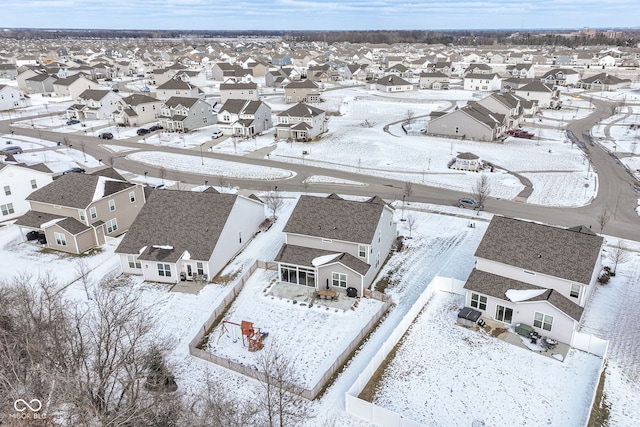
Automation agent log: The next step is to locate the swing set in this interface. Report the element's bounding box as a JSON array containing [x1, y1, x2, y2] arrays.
[[217, 320, 268, 352]]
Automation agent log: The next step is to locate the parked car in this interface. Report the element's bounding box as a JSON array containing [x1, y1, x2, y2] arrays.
[[63, 167, 86, 175], [104, 78, 113, 81], [136, 128, 150, 136], [26, 230, 41, 241], [0, 146, 23, 155], [98, 132, 114, 140], [507, 129, 534, 139], [148, 125, 163, 132], [212, 130, 223, 139], [112, 88, 120, 93], [66, 119, 81, 125], [457, 197, 482, 210]]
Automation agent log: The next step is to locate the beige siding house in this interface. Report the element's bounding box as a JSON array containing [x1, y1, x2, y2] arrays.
[[15, 172, 146, 254], [283, 80, 320, 103]]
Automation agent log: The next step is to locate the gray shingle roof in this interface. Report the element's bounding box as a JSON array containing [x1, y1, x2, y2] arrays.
[[55, 217, 91, 235], [464, 269, 584, 321], [14, 210, 65, 228], [78, 89, 111, 101], [121, 94, 160, 106], [115, 190, 240, 262], [275, 244, 370, 275], [26, 174, 134, 209], [278, 102, 325, 118], [475, 217, 604, 284], [283, 195, 386, 244]]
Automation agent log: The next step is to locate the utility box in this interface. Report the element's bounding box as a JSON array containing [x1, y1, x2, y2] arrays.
[[515, 323, 534, 337]]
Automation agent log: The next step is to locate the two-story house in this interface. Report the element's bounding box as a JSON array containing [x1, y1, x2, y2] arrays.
[[275, 102, 328, 141], [52, 74, 98, 99], [275, 194, 397, 297], [115, 189, 265, 284], [283, 80, 321, 104], [0, 163, 53, 221], [155, 78, 202, 101], [66, 89, 121, 121], [506, 63, 535, 79], [419, 72, 450, 90], [513, 81, 558, 109], [15, 173, 147, 254], [463, 73, 503, 92], [113, 94, 163, 127], [219, 82, 259, 103], [476, 92, 525, 129], [158, 97, 216, 132], [463, 216, 604, 344], [0, 85, 31, 111], [539, 69, 581, 87], [216, 99, 272, 137], [427, 103, 507, 141]]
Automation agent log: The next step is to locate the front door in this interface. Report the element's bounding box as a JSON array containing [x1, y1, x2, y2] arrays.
[[186, 264, 193, 279], [496, 305, 513, 324]]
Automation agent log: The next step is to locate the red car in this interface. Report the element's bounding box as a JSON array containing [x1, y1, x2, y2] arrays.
[[508, 129, 534, 139]]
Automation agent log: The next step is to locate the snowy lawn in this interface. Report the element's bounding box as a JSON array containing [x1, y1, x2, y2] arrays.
[[369, 291, 602, 427], [203, 268, 385, 390]]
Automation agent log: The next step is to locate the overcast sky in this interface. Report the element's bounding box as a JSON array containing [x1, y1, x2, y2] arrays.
[[1, 0, 637, 31]]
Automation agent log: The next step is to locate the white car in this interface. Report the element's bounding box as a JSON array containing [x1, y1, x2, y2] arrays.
[[212, 130, 223, 139]]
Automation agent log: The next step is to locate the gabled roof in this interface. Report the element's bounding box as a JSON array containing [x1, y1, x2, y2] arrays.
[[219, 99, 265, 115], [26, 174, 134, 209], [157, 79, 197, 90], [516, 81, 554, 93], [376, 74, 412, 86], [54, 73, 92, 86], [77, 89, 112, 101], [284, 80, 319, 89], [115, 190, 242, 262], [219, 82, 257, 90], [283, 194, 387, 244], [460, 103, 505, 129], [121, 93, 161, 106], [278, 102, 325, 118], [475, 217, 604, 284], [162, 96, 202, 109], [464, 269, 584, 321]]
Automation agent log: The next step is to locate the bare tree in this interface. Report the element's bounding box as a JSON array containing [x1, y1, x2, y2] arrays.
[[473, 174, 491, 212], [159, 165, 167, 184], [405, 109, 415, 124], [218, 174, 226, 192], [174, 170, 183, 190], [75, 259, 92, 300], [404, 181, 413, 200], [609, 241, 630, 275], [406, 214, 416, 239], [257, 343, 311, 427], [264, 190, 284, 220], [597, 209, 611, 233]]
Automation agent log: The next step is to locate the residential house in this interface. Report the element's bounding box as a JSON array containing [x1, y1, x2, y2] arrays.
[[506, 63, 535, 79], [463, 73, 503, 92], [115, 190, 265, 284], [217, 99, 272, 137], [113, 94, 163, 127], [0, 85, 31, 111], [155, 78, 202, 101], [274, 194, 396, 297], [342, 64, 370, 82], [419, 72, 450, 90], [385, 64, 413, 79], [24, 73, 56, 95], [53, 74, 98, 99], [476, 92, 525, 128], [540, 69, 581, 87], [463, 63, 493, 75], [579, 73, 632, 91], [513, 81, 558, 109], [375, 75, 414, 93], [66, 89, 121, 121], [284, 80, 321, 103], [427, 103, 507, 141], [158, 97, 216, 132], [0, 163, 53, 221], [15, 173, 147, 254], [463, 216, 604, 344], [219, 82, 259, 103], [275, 102, 328, 141], [0, 64, 18, 80]]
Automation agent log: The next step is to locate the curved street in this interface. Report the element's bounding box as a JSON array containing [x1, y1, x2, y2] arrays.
[[2, 95, 639, 240]]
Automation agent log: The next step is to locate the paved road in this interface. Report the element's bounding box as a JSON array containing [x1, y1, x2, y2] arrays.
[[2, 96, 639, 240]]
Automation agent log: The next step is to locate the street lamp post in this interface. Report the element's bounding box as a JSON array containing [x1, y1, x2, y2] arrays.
[[200, 143, 205, 165]]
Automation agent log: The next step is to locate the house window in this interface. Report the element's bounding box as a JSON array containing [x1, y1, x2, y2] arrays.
[[30, 179, 38, 189], [322, 238, 332, 243], [495, 305, 513, 324], [127, 255, 141, 269], [570, 284, 581, 299], [108, 199, 116, 211], [54, 232, 67, 246], [332, 272, 347, 288], [358, 245, 367, 258], [470, 293, 487, 310], [196, 262, 204, 275], [534, 312, 553, 331], [78, 209, 85, 221], [524, 270, 536, 275], [106, 218, 118, 234], [89, 207, 97, 219], [157, 263, 171, 277], [238, 231, 242, 244], [1, 203, 14, 216], [378, 231, 381, 243], [3, 185, 10, 196], [129, 191, 136, 203], [455, 126, 459, 134]]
